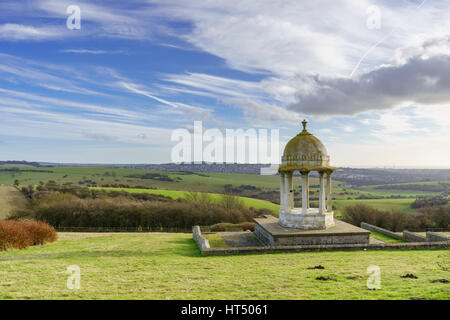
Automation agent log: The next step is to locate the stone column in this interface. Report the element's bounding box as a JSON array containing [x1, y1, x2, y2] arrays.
[[305, 172, 310, 209], [301, 172, 307, 214], [284, 172, 290, 213], [319, 171, 326, 214], [326, 171, 332, 212], [279, 173, 285, 211], [288, 172, 294, 210]]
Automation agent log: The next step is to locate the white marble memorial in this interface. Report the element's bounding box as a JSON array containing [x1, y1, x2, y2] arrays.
[[278, 120, 337, 230]]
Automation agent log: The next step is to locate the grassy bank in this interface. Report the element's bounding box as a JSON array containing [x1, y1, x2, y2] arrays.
[[92, 187, 281, 213]]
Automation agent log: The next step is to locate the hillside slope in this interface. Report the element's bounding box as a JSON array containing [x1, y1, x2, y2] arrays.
[[0, 185, 28, 219]]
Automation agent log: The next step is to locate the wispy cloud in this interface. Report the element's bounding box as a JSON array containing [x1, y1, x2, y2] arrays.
[[0, 23, 67, 40], [0, 53, 106, 95], [224, 98, 301, 125], [60, 49, 125, 55], [0, 88, 152, 122], [117, 80, 213, 120], [161, 72, 264, 100], [0, 102, 171, 145]]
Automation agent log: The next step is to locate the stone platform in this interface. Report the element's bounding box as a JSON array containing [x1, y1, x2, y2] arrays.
[[279, 208, 335, 230], [254, 215, 370, 246]]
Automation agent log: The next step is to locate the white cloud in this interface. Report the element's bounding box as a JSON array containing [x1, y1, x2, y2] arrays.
[[288, 53, 450, 116]]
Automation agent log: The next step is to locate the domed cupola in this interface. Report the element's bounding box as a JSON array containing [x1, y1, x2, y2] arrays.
[[280, 120, 333, 172]]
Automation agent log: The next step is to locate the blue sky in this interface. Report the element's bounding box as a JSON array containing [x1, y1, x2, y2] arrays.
[[0, 0, 449, 167]]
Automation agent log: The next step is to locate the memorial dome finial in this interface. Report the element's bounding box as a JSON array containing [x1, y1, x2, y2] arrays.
[[301, 119, 308, 132]]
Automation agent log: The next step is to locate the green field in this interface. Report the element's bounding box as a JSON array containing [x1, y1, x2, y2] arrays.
[[334, 199, 418, 215], [0, 233, 448, 300], [355, 180, 450, 197], [92, 187, 281, 213], [0, 164, 436, 220], [94, 187, 420, 216], [0, 165, 287, 192], [2, 164, 443, 207], [0, 165, 347, 195]]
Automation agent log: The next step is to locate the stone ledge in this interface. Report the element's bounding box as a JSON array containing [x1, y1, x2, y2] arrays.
[[256, 215, 370, 237], [254, 216, 370, 246]]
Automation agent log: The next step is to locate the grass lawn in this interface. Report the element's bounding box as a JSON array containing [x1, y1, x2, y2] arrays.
[[92, 187, 281, 213], [370, 231, 405, 244], [0, 233, 448, 300], [203, 234, 228, 248]]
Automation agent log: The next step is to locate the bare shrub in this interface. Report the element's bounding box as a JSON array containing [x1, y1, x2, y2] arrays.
[[0, 220, 57, 251], [31, 196, 256, 230]]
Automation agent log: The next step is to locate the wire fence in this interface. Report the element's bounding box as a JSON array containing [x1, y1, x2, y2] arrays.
[[55, 226, 197, 233], [54, 226, 450, 233], [55, 225, 248, 233], [406, 228, 450, 233]]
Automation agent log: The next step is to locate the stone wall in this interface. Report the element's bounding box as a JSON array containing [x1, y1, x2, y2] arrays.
[[274, 234, 369, 246], [360, 222, 404, 240], [403, 230, 427, 242], [192, 226, 210, 250], [201, 241, 449, 256], [361, 222, 449, 243], [426, 231, 449, 242], [254, 222, 274, 246]]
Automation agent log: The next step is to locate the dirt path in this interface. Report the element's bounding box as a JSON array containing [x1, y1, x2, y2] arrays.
[[0, 185, 28, 219]]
